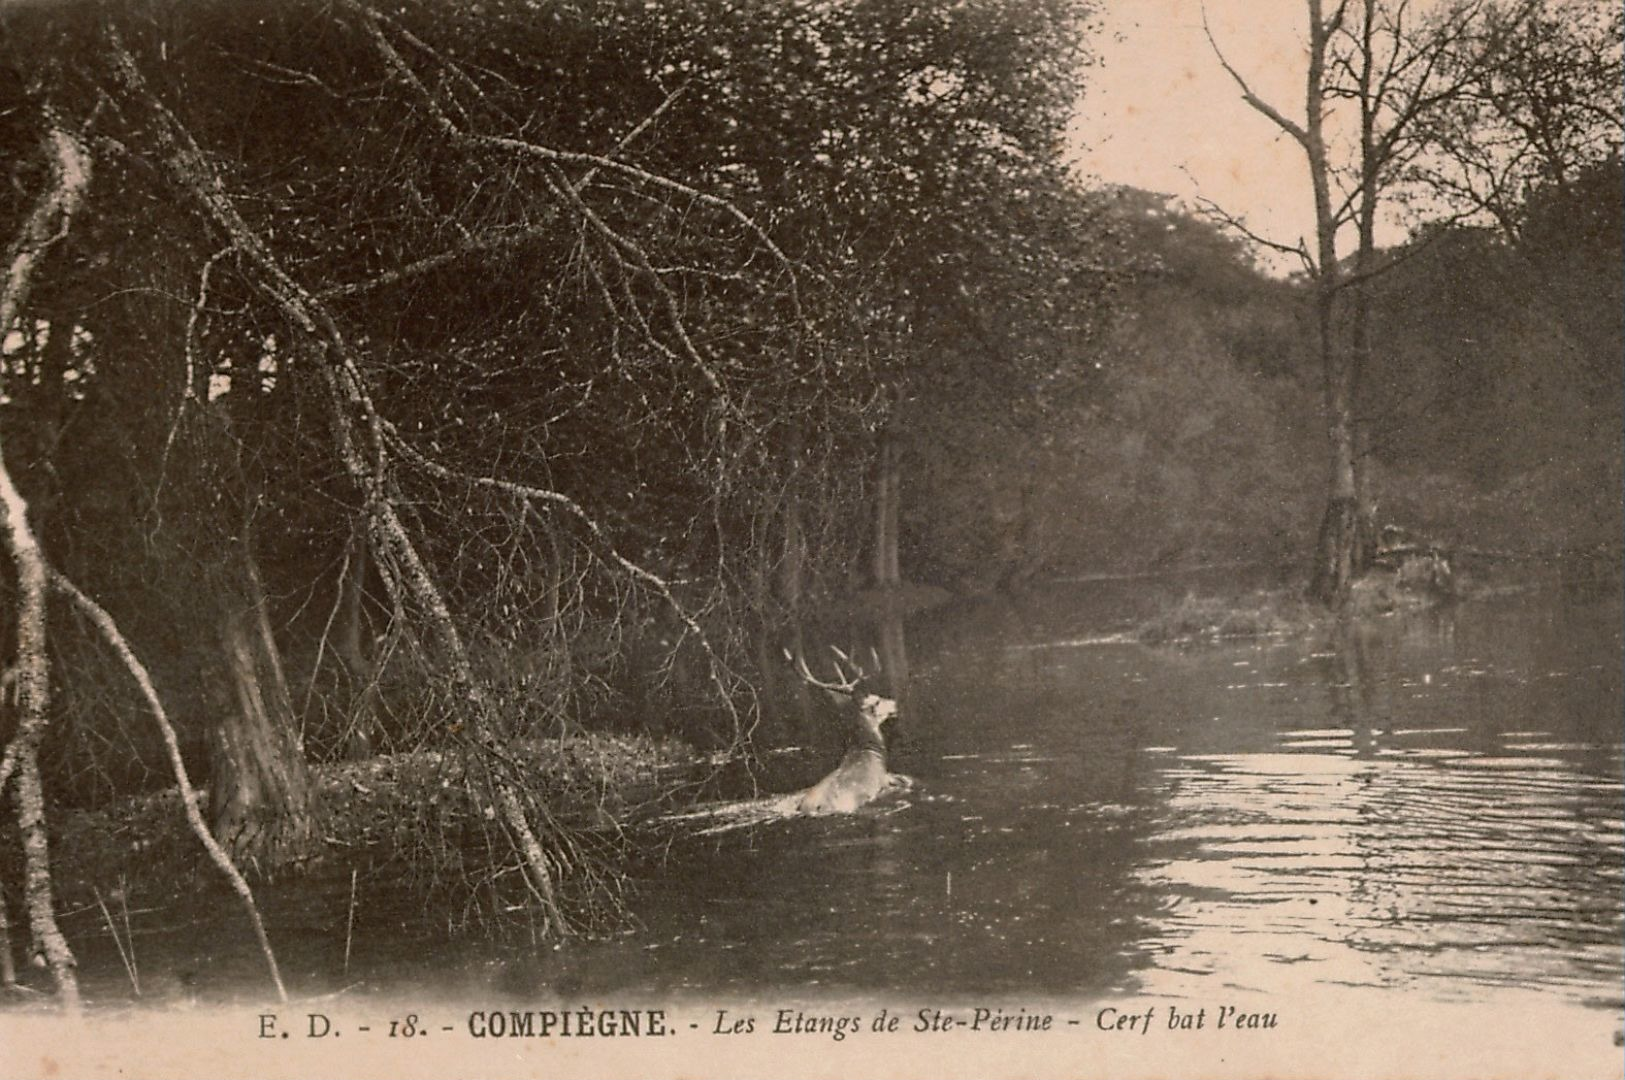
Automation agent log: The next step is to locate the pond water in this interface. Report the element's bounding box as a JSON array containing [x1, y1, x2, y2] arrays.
[[69, 582, 1624, 1026]]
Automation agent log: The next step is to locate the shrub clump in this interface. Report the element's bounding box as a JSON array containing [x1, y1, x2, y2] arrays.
[[46, 729, 699, 922]]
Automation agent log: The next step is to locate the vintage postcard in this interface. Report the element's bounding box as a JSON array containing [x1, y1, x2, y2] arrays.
[[0, 0, 1619, 1077]]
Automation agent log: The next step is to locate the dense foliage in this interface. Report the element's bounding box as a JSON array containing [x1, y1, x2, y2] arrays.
[[0, 0, 1105, 785]]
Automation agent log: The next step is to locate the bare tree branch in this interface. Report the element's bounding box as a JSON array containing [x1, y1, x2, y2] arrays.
[[380, 424, 756, 752], [1193, 194, 1318, 274], [1202, 4, 1311, 147], [349, 0, 814, 324]]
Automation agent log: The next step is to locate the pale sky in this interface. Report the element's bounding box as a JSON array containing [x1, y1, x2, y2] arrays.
[[1067, 0, 1409, 273]]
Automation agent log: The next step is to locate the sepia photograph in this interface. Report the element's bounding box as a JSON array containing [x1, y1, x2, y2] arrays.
[[0, 0, 1619, 1077]]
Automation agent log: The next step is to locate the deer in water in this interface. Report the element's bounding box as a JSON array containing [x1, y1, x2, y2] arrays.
[[786, 646, 907, 815], [657, 647, 908, 834]]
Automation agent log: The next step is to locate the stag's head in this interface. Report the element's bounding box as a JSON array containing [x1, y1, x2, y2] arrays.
[[787, 646, 896, 743]]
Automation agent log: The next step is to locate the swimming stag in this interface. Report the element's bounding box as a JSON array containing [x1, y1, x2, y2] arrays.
[[786, 646, 904, 815], [658, 646, 908, 835]]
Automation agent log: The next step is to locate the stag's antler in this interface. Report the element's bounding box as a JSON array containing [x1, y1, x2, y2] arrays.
[[784, 646, 866, 694], [830, 645, 870, 683]]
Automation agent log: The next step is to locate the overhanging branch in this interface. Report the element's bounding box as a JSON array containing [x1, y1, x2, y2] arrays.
[[1203, 4, 1311, 148]]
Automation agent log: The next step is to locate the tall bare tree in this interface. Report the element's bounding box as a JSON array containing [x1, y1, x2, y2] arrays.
[[1207, 0, 1511, 604]]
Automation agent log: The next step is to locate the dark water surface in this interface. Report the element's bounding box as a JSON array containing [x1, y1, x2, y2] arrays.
[[72, 584, 1625, 1017]]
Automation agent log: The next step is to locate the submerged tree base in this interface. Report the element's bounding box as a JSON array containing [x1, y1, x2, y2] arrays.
[[1132, 542, 1567, 645], [1135, 571, 1467, 645]]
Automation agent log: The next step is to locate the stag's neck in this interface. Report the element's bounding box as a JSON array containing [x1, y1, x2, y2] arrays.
[[852, 728, 886, 758]]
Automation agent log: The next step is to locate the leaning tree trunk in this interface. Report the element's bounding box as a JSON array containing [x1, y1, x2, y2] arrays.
[[0, 122, 91, 1010], [0, 464, 80, 1008], [208, 547, 321, 876]]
